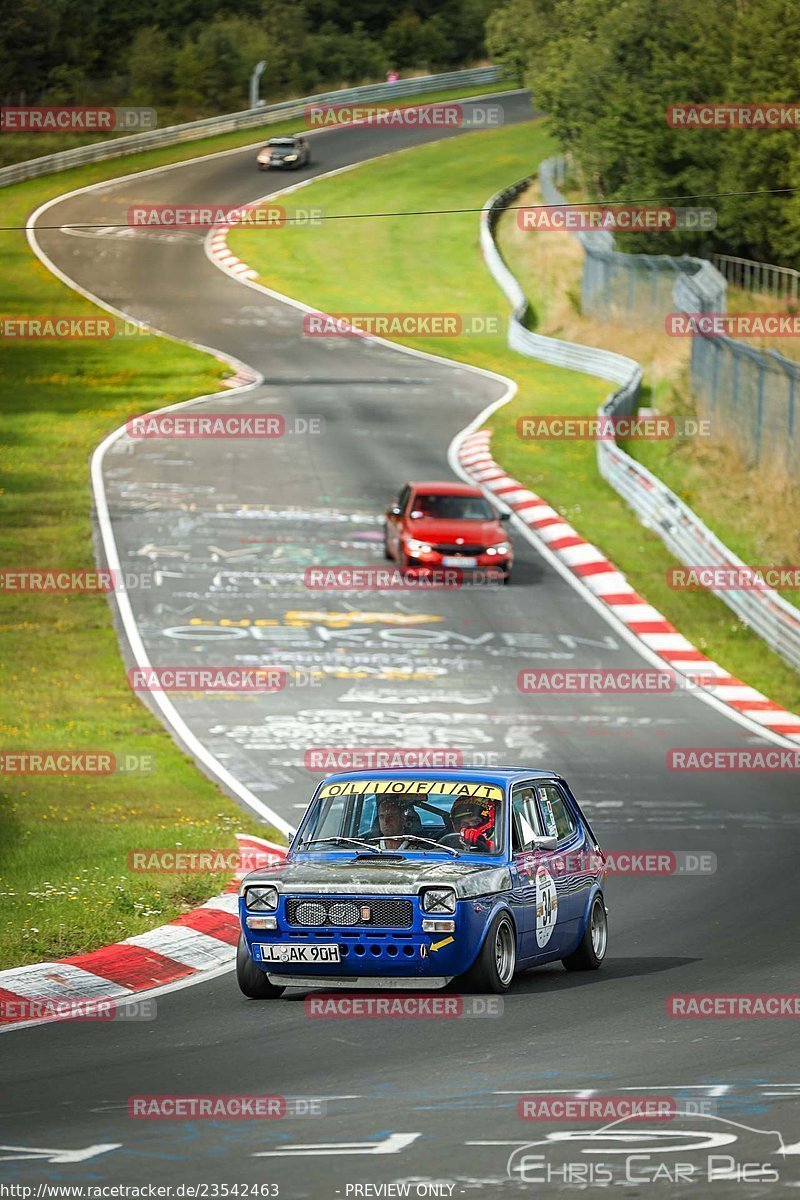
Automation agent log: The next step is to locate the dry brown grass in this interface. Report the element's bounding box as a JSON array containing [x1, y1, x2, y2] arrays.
[[663, 420, 800, 565], [500, 181, 690, 387], [496, 181, 800, 570], [725, 286, 800, 362]]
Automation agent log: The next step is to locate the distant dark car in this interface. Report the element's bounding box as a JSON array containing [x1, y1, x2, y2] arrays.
[[257, 136, 310, 170], [385, 480, 514, 583]]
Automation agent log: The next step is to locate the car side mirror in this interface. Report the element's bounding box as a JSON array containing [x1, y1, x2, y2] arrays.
[[390, 505, 402, 516], [532, 835, 558, 851], [499, 510, 512, 521]]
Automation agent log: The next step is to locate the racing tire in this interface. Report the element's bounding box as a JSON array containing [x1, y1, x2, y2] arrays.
[[236, 933, 285, 998], [458, 912, 517, 994], [562, 895, 607, 972], [383, 530, 394, 560], [502, 571, 512, 586]]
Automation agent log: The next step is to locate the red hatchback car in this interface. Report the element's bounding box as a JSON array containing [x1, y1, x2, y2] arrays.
[[384, 481, 514, 583]]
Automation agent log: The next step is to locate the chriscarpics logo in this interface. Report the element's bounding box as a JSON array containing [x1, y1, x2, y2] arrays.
[[506, 1113, 798, 1186]]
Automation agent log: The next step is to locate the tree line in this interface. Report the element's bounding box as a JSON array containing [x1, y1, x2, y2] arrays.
[[1, 0, 496, 118], [487, 0, 800, 267]]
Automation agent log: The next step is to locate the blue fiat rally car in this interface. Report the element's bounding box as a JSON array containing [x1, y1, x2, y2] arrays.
[[237, 769, 608, 996]]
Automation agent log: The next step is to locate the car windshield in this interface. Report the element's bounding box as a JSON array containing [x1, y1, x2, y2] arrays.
[[298, 778, 504, 856], [269, 139, 298, 148], [410, 494, 495, 521]]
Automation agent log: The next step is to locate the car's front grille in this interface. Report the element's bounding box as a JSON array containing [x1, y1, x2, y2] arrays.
[[285, 897, 413, 928], [432, 543, 485, 555]]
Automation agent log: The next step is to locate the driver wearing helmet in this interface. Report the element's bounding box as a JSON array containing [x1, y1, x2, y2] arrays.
[[441, 795, 497, 851]]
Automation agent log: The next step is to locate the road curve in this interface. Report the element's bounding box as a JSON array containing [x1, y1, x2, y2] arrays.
[[2, 91, 799, 1196]]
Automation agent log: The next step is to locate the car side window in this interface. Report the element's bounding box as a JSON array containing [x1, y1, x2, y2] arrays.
[[397, 484, 410, 513], [511, 784, 541, 851], [536, 784, 576, 843]]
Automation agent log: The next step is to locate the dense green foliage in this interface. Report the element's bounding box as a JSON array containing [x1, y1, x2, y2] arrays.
[[0, 0, 496, 118], [487, 0, 800, 264]]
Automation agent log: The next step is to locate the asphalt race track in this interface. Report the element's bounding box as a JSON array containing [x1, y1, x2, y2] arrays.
[[3, 91, 800, 1196]]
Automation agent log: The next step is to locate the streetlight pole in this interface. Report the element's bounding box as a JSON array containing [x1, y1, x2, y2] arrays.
[[249, 61, 266, 109]]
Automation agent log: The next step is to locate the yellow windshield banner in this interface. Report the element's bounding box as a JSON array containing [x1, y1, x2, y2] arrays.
[[318, 778, 503, 802]]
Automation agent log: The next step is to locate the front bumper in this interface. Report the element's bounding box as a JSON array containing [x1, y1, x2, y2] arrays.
[[404, 550, 512, 576], [241, 893, 494, 981], [266, 973, 451, 990]]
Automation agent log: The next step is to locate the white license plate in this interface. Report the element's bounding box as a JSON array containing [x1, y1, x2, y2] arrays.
[[257, 943, 340, 964], [442, 555, 477, 568]]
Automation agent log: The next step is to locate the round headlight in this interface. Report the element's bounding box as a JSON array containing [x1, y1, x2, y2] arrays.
[[328, 901, 360, 926], [295, 901, 327, 926], [245, 884, 278, 912]]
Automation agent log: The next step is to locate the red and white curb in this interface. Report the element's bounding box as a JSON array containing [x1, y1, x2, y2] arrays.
[[208, 226, 258, 282], [0, 834, 286, 1029], [207, 226, 263, 389], [222, 364, 260, 389], [459, 429, 800, 744]]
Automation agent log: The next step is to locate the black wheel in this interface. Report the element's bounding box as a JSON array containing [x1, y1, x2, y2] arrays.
[[458, 912, 517, 994], [502, 571, 512, 585], [562, 895, 607, 972], [383, 528, 394, 560], [236, 933, 285, 998]]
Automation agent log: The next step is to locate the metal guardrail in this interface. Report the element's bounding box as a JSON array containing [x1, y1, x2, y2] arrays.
[[481, 180, 642, 390], [713, 253, 800, 304], [481, 171, 800, 674], [0, 66, 502, 189]]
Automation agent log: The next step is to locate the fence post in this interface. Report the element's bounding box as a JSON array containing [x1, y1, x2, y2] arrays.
[[788, 370, 796, 473], [755, 359, 765, 462]]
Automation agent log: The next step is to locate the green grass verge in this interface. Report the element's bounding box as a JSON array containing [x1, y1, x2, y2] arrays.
[[229, 118, 800, 715]]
